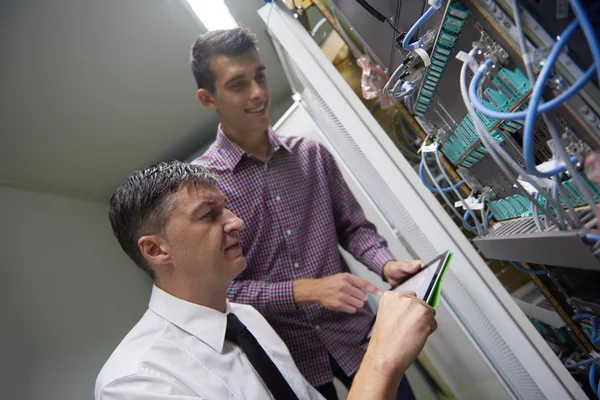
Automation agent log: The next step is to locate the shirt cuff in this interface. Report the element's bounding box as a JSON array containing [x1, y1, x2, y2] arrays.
[[268, 281, 298, 314], [361, 247, 395, 278]]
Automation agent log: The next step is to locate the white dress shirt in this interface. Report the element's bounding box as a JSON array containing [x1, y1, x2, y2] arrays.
[[95, 285, 324, 400]]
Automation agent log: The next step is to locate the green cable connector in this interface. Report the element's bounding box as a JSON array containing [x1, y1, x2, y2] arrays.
[[414, 1, 468, 116], [441, 67, 532, 166], [489, 172, 600, 222], [496, 68, 531, 98]]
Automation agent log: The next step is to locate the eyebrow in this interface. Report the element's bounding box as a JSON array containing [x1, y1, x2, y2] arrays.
[[190, 197, 228, 217], [224, 66, 266, 86], [224, 74, 245, 86]]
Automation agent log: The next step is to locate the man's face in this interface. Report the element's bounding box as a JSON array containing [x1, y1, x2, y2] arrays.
[[162, 183, 246, 283], [199, 48, 270, 133]]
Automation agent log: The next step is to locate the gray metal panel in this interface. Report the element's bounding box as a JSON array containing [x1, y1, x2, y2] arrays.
[[474, 226, 600, 270]]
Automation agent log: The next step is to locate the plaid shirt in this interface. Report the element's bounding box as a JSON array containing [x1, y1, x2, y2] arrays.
[[193, 126, 394, 387]]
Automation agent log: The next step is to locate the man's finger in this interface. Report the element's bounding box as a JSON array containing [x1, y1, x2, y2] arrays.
[[346, 274, 382, 296], [344, 284, 370, 302], [337, 303, 358, 314], [340, 293, 365, 309]]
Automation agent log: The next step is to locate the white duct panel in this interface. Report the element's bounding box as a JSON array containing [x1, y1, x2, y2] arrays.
[[259, 3, 585, 399]]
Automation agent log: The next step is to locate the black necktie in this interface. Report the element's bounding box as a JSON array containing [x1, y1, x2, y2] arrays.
[[225, 313, 299, 400]]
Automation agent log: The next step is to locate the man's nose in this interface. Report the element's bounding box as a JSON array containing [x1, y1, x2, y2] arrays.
[[223, 209, 244, 233], [249, 80, 265, 100]]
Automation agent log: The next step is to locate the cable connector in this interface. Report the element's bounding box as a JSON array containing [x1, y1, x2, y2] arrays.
[[456, 50, 479, 73], [428, 0, 443, 9]]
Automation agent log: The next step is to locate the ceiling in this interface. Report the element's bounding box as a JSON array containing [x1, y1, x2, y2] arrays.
[[0, 0, 293, 202]]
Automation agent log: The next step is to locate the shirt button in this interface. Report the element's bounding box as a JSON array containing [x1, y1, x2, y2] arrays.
[[275, 196, 281, 201], [286, 229, 292, 236], [294, 262, 300, 268], [315, 325, 321, 331]]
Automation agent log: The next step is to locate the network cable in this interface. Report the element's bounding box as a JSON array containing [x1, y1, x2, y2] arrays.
[[510, 0, 591, 223], [467, 4, 599, 219], [586, 234, 600, 243], [402, 0, 443, 51], [531, 193, 544, 232], [433, 146, 485, 235], [419, 148, 466, 193], [421, 139, 471, 227], [458, 47, 576, 228], [458, 48, 573, 230], [511, 0, 599, 218], [569, 0, 600, 84]]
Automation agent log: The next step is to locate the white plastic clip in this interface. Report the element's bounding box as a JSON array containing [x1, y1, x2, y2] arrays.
[[455, 196, 484, 210], [418, 142, 438, 153], [456, 50, 479, 74]]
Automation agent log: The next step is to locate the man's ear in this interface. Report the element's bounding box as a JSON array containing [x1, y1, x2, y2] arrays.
[[138, 235, 172, 267], [197, 88, 217, 110]]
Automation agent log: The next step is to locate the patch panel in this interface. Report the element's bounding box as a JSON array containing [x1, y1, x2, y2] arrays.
[[441, 66, 531, 166], [414, 1, 468, 116], [489, 172, 600, 221]]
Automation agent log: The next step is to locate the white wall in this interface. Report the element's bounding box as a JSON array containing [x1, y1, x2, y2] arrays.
[[0, 186, 151, 400]]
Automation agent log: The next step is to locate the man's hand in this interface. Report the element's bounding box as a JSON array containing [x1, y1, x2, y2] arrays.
[[293, 273, 382, 313], [383, 259, 424, 287], [348, 291, 437, 400]]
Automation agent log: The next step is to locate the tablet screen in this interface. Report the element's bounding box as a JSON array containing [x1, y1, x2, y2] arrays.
[[361, 251, 449, 345], [392, 251, 448, 301]]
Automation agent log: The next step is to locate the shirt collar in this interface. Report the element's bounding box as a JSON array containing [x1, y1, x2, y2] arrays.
[[148, 285, 232, 354], [214, 124, 291, 171]]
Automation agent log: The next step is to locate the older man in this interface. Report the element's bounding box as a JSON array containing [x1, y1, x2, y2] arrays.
[[95, 161, 437, 399]]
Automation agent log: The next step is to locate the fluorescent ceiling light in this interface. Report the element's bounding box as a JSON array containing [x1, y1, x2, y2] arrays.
[[185, 0, 238, 31]]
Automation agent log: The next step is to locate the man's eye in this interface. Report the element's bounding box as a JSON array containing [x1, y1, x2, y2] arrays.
[[200, 211, 214, 220], [230, 81, 248, 91]]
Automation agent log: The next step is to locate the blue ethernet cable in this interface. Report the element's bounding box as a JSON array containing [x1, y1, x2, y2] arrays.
[[591, 362, 598, 398], [565, 358, 595, 369], [462, 209, 478, 233], [522, 13, 596, 178], [509, 261, 546, 275], [469, 63, 595, 121], [586, 234, 600, 242], [569, 0, 600, 84], [573, 313, 600, 345], [468, 3, 599, 121], [402, 0, 443, 50], [418, 157, 465, 193]]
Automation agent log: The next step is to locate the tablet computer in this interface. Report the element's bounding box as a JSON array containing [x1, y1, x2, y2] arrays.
[[361, 251, 452, 346]]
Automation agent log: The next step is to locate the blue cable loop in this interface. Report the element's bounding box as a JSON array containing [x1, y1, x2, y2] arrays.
[[523, 17, 591, 178], [419, 157, 465, 193], [469, 65, 595, 121], [570, 0, 600, 84], [402, 0, 442, 51], [467, 12, 596, 178], [462, 209, 478, 233]]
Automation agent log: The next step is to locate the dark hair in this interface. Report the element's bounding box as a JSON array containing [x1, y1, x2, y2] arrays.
[[109, 161, 218, 280], [190, 27, 258, 92]]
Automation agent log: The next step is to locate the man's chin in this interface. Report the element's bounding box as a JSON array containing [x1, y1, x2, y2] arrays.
[[231, 256, 248, 277]]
